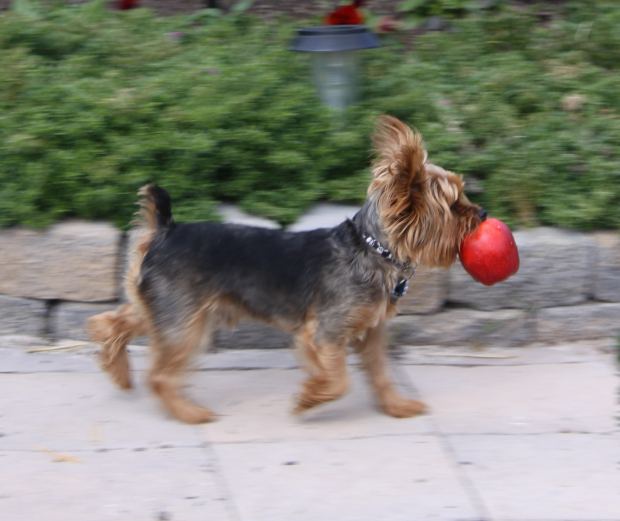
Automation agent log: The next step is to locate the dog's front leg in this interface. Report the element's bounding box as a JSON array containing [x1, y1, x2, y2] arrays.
[[293, 326, 349, 414], [355, 322, 427, 418]]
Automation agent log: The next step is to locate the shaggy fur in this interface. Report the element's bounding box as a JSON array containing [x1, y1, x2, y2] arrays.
[[87, 115, 484, 424]]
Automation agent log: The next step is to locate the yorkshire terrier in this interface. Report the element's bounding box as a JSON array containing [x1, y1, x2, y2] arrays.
[[88, 115, 485, 424]]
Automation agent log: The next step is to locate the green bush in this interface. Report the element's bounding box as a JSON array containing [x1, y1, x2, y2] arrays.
[[363, 1, 620, 229], [0, 0, 618, 230]]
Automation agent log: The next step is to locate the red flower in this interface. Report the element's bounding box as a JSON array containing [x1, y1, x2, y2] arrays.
[[117, 0, 139, 10], [325, 2, 365, 25]]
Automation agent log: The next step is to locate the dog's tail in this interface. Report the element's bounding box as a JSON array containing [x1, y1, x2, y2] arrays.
[[87, 185, 172, 389], [127, 184, 173, 300], [135, 183, 173, 231]]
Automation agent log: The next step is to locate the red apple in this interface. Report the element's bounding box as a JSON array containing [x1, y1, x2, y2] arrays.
[[460, 218, 519, 286]]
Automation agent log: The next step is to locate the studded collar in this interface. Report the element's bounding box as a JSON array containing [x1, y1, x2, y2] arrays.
[[360, 232, 417, 299]]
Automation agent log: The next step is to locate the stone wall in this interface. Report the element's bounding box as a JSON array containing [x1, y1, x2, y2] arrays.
[[1, 214, 619, 347]]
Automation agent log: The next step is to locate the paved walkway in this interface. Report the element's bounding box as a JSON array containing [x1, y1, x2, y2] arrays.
[[1, 337, 618, 521]]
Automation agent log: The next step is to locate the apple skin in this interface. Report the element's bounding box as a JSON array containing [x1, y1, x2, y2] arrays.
[[459, 218, 520, 286]]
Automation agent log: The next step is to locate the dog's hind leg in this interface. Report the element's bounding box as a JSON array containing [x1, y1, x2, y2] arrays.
[[148, 313, 215, 424], [355, 322, 427, 418], [87, 304, 146, 390]]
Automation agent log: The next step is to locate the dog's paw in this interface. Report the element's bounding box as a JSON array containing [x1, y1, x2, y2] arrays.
[[292, 376, 349, 414], [381, 394, 427, 418], [171, 404, 217, 424]]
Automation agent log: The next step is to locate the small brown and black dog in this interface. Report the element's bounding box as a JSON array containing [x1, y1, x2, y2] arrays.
[[88, 115, 485, 424]]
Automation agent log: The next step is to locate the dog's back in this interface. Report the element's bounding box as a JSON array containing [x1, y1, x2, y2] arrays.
[[139, 218, 339, 330]]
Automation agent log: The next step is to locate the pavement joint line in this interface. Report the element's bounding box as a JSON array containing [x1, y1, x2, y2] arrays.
[[0, 444, 210, 453], [0, 357, 607, 368], [3, 359, 614, 375], [393, 361, 495, 521], [199, 431, 439, 446], [494, 519, 620, 521], [201, 439, 242, 521], [0, 370, 99, 374], [396, 361, 612, 367], [196, 430, 619, 445], [438, 431, 620, 437]]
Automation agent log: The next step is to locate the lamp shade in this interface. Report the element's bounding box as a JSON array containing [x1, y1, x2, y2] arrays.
[[290, 25, 379, 53]]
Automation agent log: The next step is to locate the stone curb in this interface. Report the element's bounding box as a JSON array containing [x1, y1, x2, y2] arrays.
[[390, 308, 534, 347], [0, 211, 618, 347]]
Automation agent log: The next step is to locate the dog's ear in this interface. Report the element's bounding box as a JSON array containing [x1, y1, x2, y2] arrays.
[[372, 115, 427, 187], [369, 116, 431, 260], [370, 115, 429, 223]]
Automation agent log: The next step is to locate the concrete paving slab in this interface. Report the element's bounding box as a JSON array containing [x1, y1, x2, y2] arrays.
[[0, 373, 205, 450], [200, 348, 299, 370], [0, 345, 102, 373], [448, 433, 620, 520], [402, 359, 617, 434], [197, 368, 434, 443], [211, 436, 481, 521], [0, 447, 233, 521], [2, 340, 617, 521]]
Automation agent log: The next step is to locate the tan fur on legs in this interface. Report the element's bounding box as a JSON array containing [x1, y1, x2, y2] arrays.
[[87, 304, 146, 390], [294, 323, 349, 413], [149, 340, 215, 424], [355, 322, 427, 418], [148, 314, 215, 424]]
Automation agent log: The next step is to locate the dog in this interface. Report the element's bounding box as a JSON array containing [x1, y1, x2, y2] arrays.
[[87, 115, 485, 424]]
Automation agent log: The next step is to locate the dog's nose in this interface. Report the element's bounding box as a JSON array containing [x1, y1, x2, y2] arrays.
[[478, 208, 488, 221]]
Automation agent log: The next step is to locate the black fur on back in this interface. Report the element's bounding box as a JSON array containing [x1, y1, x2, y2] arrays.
[[140, 221, 363, 326]]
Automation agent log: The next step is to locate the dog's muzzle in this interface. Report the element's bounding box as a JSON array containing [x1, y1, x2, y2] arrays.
[[478, 208, 488, 221]]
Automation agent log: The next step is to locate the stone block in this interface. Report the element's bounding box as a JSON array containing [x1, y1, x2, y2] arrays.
[[449, 228, 593, 310], [592, 232, 620, 302], [287, 203, 360, 232], [0, 221, 121, 302], [52, 302, 119, 341], [0, 295, 47, 336], [214, 321, 292, 350], [217, 204, 280, 229], [536, 303, 620, 342], [390, 308, 533, 347], [397, 266, 448, 315], [118, 228, 140, 301]]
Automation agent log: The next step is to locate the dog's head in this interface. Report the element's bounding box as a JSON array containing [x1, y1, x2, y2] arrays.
[[369, 115, 484, 267]]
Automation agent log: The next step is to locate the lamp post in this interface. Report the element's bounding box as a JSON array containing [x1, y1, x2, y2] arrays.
[[291, 25, 379, 111]]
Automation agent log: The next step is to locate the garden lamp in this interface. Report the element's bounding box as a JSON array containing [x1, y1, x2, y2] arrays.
[[291, 25, 379, 110]]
